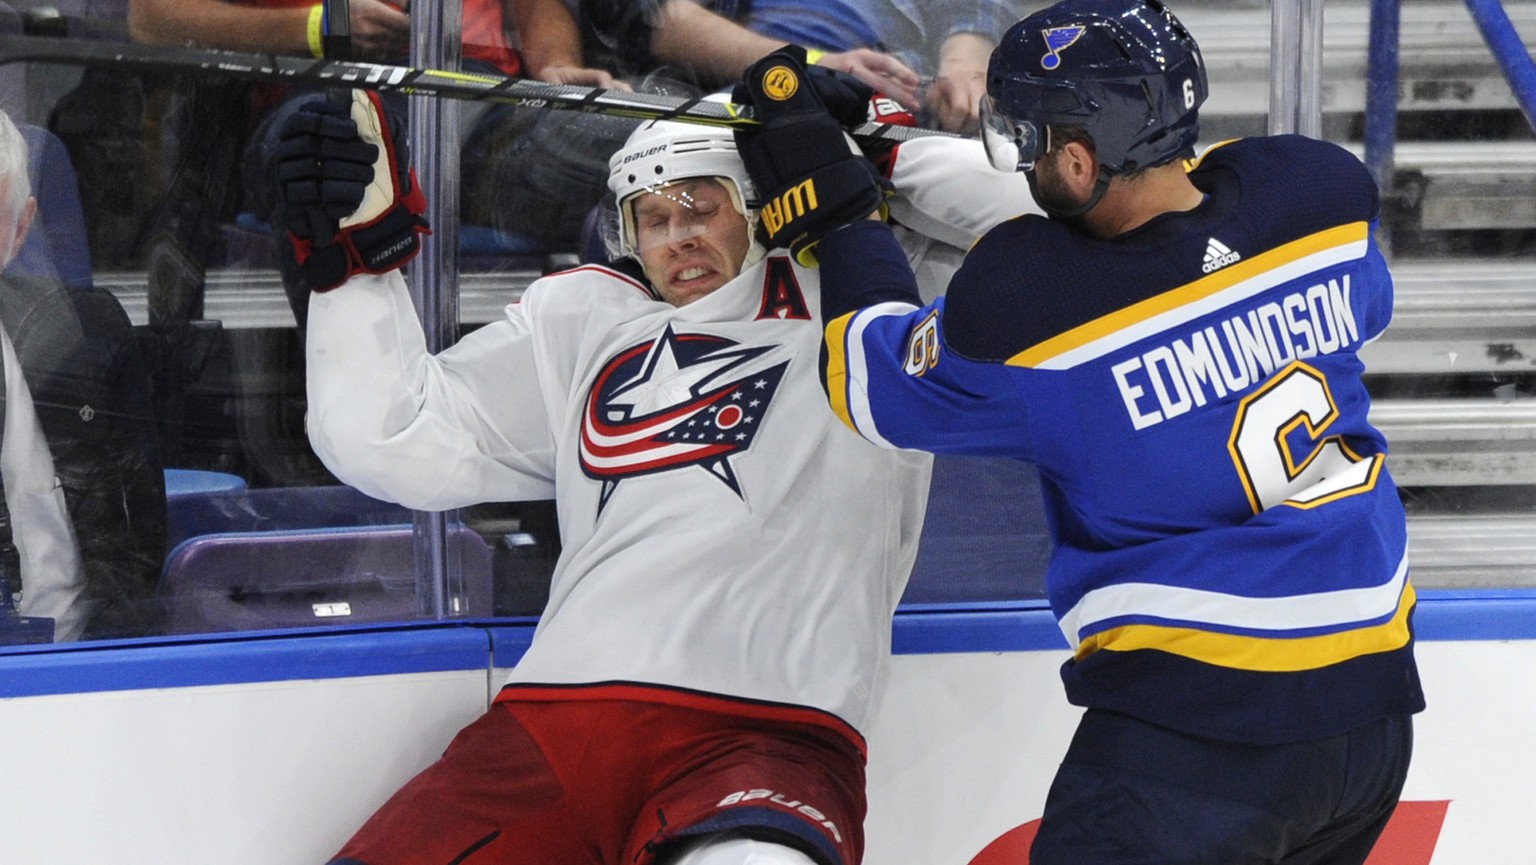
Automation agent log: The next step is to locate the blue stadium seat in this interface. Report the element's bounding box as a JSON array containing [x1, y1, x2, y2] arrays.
[[12, 124, 94, 289], [164, 468, 248, 499], [164, 483, 411, 551]]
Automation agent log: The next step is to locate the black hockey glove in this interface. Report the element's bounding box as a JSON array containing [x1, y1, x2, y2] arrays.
[[732, 46, 888, 266], [274, 88, 430, 292]]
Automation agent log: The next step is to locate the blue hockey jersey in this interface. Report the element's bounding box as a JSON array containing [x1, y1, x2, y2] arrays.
[[817, 135, 1425, 744]]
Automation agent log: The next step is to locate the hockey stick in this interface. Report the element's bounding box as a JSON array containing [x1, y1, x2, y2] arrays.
[[0, 34, 953, 145]]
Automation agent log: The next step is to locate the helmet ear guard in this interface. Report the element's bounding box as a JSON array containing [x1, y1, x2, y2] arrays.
[[984, 0, 1207, 177]]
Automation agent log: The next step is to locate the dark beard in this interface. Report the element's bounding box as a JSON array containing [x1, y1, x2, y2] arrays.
[[1026, 166, 1109, 223], [1029, 164, 1079, 213]]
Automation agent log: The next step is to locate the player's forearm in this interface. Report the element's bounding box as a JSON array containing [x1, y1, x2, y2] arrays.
[[649, 0, 785, 80], [819, 222, 922, 323], [127, 0, 312, 54]]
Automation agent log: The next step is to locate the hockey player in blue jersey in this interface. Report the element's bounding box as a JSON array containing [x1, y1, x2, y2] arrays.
[[730, 1, 1425, 862]]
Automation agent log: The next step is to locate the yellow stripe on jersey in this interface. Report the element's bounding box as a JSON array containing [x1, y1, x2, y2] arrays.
[[824, 312, 858, 431], [1007, 221, 1371, 370], [1074, 581, 1416, 672], [1184, 138, 1242, 172]]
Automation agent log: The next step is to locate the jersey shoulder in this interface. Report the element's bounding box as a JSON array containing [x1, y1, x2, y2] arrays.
[[521, 259, 659, 312], [940, 214, 1115, 361], [941, 137, 1381, 363], [1191, 136, 1380, 227]]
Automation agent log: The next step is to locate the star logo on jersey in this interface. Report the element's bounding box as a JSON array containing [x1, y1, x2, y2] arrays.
[[1040, 26, 1085, 70], [580, 325, 788, 513]]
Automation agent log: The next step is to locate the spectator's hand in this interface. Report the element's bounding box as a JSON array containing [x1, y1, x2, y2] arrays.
[[349, 0, 412, 61], [274, 89, 430, 292], [922, 74, 985, 135], [534, 64, 634, 91], [922, 32, 992, 134], [733, 46, 888, 265], [813, 47, 921, 115]]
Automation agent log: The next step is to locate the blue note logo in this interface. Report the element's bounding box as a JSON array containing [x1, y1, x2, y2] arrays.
[[1040, 26, 1085, 70]]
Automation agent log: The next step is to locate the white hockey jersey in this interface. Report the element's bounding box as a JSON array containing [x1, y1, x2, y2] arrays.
[[304, 135, 1029, 734]]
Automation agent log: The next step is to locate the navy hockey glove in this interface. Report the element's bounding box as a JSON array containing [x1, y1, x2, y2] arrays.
[[733, 46, 888, 266], [800, 65, 918, 178], [274, 88, 429, 292], [801, 63, 876, 127]]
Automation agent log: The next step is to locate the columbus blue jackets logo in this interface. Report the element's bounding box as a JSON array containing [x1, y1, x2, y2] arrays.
[[1040, 26, 1085, 70], [580, 325, 788, 512]]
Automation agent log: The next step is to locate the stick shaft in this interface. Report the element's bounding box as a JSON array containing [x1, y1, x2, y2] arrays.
[[0, 34, 948, 144]]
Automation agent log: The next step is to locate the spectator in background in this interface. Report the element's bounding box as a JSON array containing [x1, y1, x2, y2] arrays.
[[578, 0, 921, 112], [127, 0, 414, 62], [575, 0, 1026, 131], [0, 110, 164, 641], [475, 0, 932, 263], [125, 0, 624, 324], [867, 0, 1024, 133], [0, 311, 81, 642], [478, 0, 1014, 252]]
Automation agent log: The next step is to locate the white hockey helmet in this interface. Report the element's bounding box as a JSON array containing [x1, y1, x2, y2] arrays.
[[606, 119, 763, 263]]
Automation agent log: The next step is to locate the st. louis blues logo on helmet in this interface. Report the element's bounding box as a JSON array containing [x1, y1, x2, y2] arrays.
[[1040, 25, 1085, 70], [580, 325, 788, 513]]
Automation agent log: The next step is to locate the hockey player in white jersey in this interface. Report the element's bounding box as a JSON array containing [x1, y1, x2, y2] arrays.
[[276, 77, 1024, 865]]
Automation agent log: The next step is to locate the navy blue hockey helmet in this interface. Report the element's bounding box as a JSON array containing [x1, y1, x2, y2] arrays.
[[981, 0, 1207, 177]]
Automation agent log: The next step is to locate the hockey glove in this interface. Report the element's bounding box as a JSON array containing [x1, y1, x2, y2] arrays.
[[274, 88, 429, 292], [733, 46, 888, 266], [802, 64, 876, 127], [802, 64, 918, 178]]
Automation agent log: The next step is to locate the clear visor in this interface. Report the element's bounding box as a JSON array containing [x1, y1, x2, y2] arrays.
[[622, 178, 744, 256], [979, 93, 1043, 174]]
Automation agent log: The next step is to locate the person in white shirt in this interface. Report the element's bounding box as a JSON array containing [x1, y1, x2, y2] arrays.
[[0, 114, 83, 640]]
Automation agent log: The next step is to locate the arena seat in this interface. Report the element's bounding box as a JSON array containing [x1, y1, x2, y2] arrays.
[[12, 124, 93, 289], [164, 483, 412, 551], [159, 523, 494, 634]]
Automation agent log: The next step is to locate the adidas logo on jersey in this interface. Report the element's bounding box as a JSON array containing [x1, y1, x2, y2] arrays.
[[1202, 237, 1241, 273]]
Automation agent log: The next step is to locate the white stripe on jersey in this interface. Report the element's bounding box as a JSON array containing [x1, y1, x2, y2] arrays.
[[1057, 552, 1409, 646], [843, 302, 923, 449]]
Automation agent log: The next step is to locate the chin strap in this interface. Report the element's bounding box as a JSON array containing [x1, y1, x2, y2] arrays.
[[1026, 168, 1113, 222]]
